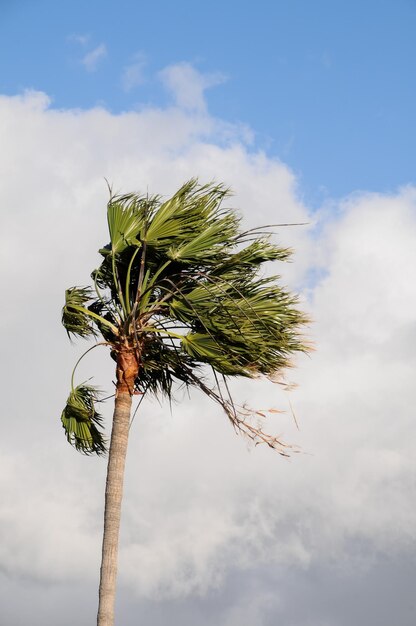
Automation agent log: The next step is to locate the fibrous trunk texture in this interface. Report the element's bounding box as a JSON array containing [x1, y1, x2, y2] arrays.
[[97, 350, 138, 626]]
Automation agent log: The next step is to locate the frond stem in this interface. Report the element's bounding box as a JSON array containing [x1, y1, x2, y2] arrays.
[[112, 253, 128, 319], [135, 241, 147, 304], [125, 247, 141, 314], [70, 342, 110, 391], [69, 304, 119, 335]]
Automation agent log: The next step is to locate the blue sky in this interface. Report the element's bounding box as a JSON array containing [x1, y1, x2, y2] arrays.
[[2, 0, 415, 204]]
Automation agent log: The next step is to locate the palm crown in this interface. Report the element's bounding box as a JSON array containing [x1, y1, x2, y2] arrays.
[[61, 179, 309, 456]]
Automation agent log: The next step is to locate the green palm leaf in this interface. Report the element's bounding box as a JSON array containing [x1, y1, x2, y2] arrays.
[[61, 384, 106, 455], [62, 287, 97, 338], [106, 196, 146, 254], [144, 180, 233, 249]]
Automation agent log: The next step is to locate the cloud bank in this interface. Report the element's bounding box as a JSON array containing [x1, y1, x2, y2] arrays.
[[0, 65, 415, 624]]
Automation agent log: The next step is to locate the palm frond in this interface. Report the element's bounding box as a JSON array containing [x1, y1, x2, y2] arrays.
[[216, 237, 293, 269], [61, 384, 107, 455], [62, 287, 97, 338], [144, 180, 236, 254], [168, 213, 238, 262], [106, 196, 147, 254], [168, 269, 309, 377]]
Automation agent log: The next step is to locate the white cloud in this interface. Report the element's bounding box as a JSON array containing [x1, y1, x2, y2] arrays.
[[121, 53, 147, 92], [67, 33, 90, 46], [81, 43, 107, 72], [0, 67, 415, 623], [159, 62, 227, 112]]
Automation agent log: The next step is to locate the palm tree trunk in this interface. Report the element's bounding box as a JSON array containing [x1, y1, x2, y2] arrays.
[[97, 350, 138, 626]]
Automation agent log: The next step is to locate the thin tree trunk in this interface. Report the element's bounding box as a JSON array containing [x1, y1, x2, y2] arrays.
[[97, 390, 132, 626], [97, 350, 139, 626]]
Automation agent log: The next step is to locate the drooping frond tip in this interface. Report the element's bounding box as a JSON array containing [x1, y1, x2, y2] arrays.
[[61, 384, 107, 455], [184, 369, 299, 456]]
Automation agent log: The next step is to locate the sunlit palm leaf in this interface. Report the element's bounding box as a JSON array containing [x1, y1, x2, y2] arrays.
[[106, 196, 147, 254], [145, 180, 233, 250]]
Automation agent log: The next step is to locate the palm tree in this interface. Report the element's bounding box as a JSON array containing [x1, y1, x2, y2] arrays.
[[60, 179, 309, 626]]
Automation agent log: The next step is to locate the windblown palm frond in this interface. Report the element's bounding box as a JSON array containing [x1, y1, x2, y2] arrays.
[[144, 180, 231, 247], [62, 286, 118, 339], [106, 197, 145, 254], [61, 384, 107, 455], [62, 287, 97, 338]]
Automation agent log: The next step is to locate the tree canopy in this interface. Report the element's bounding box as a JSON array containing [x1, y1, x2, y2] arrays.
[[61, 179, 309, 456]]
